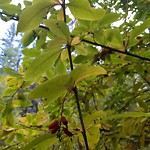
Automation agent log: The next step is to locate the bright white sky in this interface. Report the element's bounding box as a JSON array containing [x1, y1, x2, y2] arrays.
[[0, 0, 23, 39]]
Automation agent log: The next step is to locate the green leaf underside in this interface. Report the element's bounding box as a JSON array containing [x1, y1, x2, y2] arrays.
[[21, 31, 35, 47], [103, 112, 150, 121], [29, 74, 72, 99], [22, 133, 57, 150], [85, 110, 105, 127], [71, 64, 107, 85], [99, 12, 120, 26], [25, 49, 61, 80], [68, 0, 106, 20], [22, 48, 40, 57], [29, 64, 106, 99], [0, 4, 21, 14], [94, 28, 124, 50], [3, 68, 22, 77], [43, 19, 70, 41], [128, 18, 150, 47], [17, 2, 51, 33], [0, 0, 12, 4]]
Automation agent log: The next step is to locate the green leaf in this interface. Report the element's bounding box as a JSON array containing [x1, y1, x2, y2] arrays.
[[17, 2, 51, 33], [0, 0, 12, 4], [73, 55, 93, 64], [21, 31, 35, 47], [29, 74, 73, 100], [56, 60, 66, 75], [85, 110, 105, 127], [103, 112, 150, 121], [2, 87, 17, 97], [47, 37, 66, 49], [128, 18, 150, 47], [0, 4, 21, 14], [22, 133, 57, 150], [22, 48, 40, 57], [2, 101, 13, 117], [68, 0, 106, 20], [71, 64, 107, 85], [94, 29, 106, 45], [25, 49, 61, 80], [94, 28, 124, 50], [43, 19, 70, 41], [75, 44, 87, 55], [3, 68, 22, 77], [99, 12, 120, 26]]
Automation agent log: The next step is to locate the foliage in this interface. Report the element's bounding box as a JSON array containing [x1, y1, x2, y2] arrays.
[[0, 23, 22, 73], [0, 0, 150, 149]]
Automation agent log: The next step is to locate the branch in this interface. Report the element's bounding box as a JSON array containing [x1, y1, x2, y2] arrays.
[[11, 81, 26, 98], [62, 1, 89, 149], [0, 12, 19, 21], [82, 39, 150, 62], [2, 12, 150, 62]]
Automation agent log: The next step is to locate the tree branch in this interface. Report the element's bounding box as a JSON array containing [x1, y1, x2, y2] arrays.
[[1, 12, 150, 62], [62, 1, 89, 149], [82, 39, 150, 61]]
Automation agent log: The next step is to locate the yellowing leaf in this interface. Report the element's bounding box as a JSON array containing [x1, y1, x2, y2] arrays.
[[61, 49, 68, 62], [29, 74, 73, 100], [71, 64, 107, 85], [25, 49, 61, 80], [71, 36, 80, 46]]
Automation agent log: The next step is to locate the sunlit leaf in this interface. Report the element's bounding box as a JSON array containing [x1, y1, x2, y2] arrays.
[[29, 74, 73, 100], [99, 12, 120, 26], [85, 110, 105, 127], [128, 18, 150, 47], [103, 112, 150, 121], [68, 0, 106, 20], [71, 36, 80, 46], [22, 133, 58, 150], [71, 64, 107, 85], [22, 48, 40, 57], [43, 19, 70, 41], [25, 49, 61, 80], [17, 2, 51, 33], [0, 0, 12, 4], [3, 68, 22, 77], [21, 31, 35, 47], [0, 4, 21, 14]]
